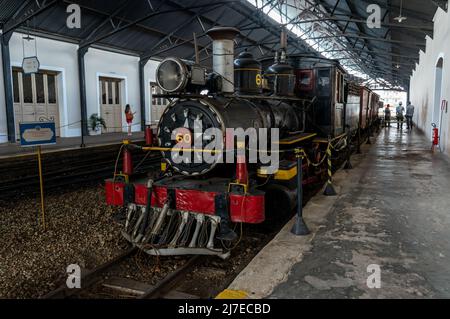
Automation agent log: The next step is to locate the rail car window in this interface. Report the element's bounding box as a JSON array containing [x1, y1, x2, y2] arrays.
[[317, 69, 330, 96], [298, 70, 314, 91]]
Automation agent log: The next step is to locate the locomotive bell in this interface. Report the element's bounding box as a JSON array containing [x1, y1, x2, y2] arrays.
[[234, 51, 263, 95]]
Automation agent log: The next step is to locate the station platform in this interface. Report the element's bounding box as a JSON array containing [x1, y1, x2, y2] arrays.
[[0, 132, 144, 159], [225, 128, 450, 299]]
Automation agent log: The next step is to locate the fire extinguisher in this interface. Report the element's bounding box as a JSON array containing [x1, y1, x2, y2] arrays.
[[432, 123, 439, 149]]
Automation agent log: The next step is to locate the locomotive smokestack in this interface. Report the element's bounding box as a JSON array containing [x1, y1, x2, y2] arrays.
[[280, 28, 288, 51], [207, 27, 240, 93]]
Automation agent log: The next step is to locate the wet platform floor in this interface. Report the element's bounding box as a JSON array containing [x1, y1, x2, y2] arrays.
[[270, 128, 450, 298]]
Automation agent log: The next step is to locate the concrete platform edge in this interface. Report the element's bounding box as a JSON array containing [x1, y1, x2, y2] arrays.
[[225, 142, 374, 299]]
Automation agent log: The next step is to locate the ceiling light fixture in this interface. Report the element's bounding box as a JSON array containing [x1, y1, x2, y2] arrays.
[[394, 0, 407, 23]]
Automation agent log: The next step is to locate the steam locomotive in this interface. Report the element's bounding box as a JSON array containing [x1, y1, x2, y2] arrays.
[[105, 27, 381, 259]]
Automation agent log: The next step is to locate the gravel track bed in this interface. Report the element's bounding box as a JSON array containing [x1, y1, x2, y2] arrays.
[[0, 185, 288, 299], [0, 185, 126, 298]]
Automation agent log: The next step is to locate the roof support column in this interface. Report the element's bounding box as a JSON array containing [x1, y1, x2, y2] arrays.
[[78, 47, 89, 147], [139, 58, 149, 131], [1, 33, 15, 143]]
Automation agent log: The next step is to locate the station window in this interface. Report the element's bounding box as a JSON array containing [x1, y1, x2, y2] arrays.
[[22, 73, 33, 104], [115, 82, 120, 105], [35, 73, 45, 104], [47, 74, 57, 104], [108, 82, 113, 104]]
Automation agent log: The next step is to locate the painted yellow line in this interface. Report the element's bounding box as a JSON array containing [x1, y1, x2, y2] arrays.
[[215, 289, 249, 300], [277, 133, 317, 145]]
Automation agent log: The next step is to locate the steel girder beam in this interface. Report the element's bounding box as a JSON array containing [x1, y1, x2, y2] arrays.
[[241, 17, 433, 33], [337, 0, 434, 24], [78, 1, 238, 50], [316, 48, 419, 61], [430, 0, 448, 11], [301, 0, 375, 77], [78, 0, 130, 43], [229, 1, 313, 56], [140, 3, 223, 61], [2, 0, 61, 35], [306, 33, 426, 48], [63, 0, 180, 47], [312, 0, 384, 74]]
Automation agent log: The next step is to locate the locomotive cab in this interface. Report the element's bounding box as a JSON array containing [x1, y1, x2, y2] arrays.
[[290, 57, 347, 138]]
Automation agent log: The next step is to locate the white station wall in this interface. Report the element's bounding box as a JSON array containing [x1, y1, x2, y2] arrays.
[[9, 33, 80, 137], [144, 59, 160, 124], [0, 31, 161, 142], [84, 48, 141, 133], [0, 42, 7, 143], [410, 7, 450, 156]]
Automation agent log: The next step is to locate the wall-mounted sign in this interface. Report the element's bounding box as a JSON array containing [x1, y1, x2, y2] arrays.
[[20, 122, 56, 147], [22, 56, 40, 74]]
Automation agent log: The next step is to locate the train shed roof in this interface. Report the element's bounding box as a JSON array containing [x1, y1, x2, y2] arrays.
[[0, 0, 446, 90]]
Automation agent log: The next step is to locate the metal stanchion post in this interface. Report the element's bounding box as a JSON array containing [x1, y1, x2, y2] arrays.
[[357, 128, 362, 154], [291, 149, 310, 236], [366, 124, 372, 145], [344, 127, 353, 170], [37, 146, 46, 230]]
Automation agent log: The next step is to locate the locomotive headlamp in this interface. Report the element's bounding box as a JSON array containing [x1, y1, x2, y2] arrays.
[[156, 57, 206, 93], [156, 57, 189, 93]]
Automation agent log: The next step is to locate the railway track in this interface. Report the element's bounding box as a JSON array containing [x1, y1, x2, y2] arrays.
[[0, 144, 162, 199], [43, 249, 202, 299], [42, 247, 138, 299]]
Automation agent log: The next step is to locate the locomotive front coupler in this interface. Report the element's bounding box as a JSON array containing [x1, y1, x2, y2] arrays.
[[215, 193, 238, 242]]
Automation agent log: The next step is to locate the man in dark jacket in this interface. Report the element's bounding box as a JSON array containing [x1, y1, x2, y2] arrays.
[[405, 101, 415, 130]]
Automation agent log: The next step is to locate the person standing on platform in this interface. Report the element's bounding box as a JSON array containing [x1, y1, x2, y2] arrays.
[[125, 104, 135, 137], [406, 101, 415, 130], [396, 102, 405, 130], [384, 104, 391, 127]]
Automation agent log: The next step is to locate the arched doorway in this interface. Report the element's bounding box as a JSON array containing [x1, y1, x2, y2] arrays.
[[433, 58, 444, 129]]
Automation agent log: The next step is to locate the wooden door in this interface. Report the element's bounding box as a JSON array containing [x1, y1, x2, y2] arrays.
[[12, 68, 60, 140], [100, 78, 122, 133]]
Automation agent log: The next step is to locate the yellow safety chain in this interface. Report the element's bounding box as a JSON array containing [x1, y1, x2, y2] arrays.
[[326, 140, 333, 186]]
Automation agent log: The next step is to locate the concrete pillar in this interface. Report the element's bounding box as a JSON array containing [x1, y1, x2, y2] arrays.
[[1, 33, 15, 143]]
